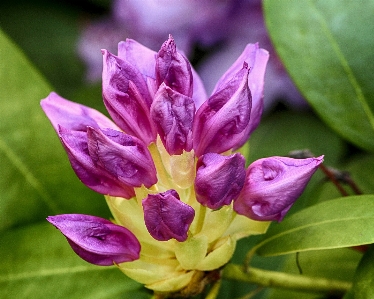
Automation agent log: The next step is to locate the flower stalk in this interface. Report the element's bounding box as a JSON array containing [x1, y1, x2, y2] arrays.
[[222, 263, 352, 296]]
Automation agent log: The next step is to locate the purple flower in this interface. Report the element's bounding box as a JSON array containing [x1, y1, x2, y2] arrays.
[[150, 83, 195, 155], [41, 93, 157, 198], [195, 153, 246, 209], [234, 156, 324, 222], [142, 190, 195, 242], [77, 0, 306, 112], [156, 36, 193, 97], [193, 62, 252, 156], [42, 36, 322, 293], [47, 214, 140, 266]]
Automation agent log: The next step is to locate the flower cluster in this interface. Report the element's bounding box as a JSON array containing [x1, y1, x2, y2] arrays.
[[41, 36, 323, 295]]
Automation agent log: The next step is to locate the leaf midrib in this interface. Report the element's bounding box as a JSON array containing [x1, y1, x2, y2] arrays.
[[256, 214, 374, 254], [307, 0, 374, 130], [0, 137, 60, 214], [0, 265, 116, 283]]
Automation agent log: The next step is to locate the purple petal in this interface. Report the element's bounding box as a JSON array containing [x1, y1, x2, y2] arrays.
[[150, 83, 195, 155], [117, 38, 157, 82], [156, 35, 193, 97], [102, 50, 157, 144], [87, 127, 157, 188], [193, 64, 251, 157], [58, 126, 136, 198], [195, 153, 246, 210], [41, 92, 119, 132], [191, 66, 208, 110], [47, 214, 140, 266], [234, 156, 324, 222], [142, 190, 195, 242], [212, 43, 269, 137]]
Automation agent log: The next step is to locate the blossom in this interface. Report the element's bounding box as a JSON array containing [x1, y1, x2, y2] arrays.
[[234, 156, 324, 221], [77, 0, 306, 111], [47, 214, 140, 266], [42, 36, 321, 295]]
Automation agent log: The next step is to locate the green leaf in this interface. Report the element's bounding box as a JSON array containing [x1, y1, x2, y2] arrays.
[[0, 222, 150, 299], [265, 249, 361, 299], [349, 245, 374, 299], [255, 195, 374, 256], [0, 28, 108, 232], [0, 0, 85, 96], [264, 0, 374, 151], [248, 110, 346, 166]]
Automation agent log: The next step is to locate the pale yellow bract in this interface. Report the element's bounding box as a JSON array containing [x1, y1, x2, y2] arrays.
[[106, 137, 270, 294]]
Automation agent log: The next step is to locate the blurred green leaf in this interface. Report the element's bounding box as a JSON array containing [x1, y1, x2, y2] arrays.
[[301, 154, 374, 210], [0, 0, 85, 96], [248, 110, 346, 166], [264, 0, 374, 151], [349, 245, 374, 299], [0, 222, 149, 299], [345, 155, 374, 195], [255, 195, 374, 256], [0, 28, 108, 232]]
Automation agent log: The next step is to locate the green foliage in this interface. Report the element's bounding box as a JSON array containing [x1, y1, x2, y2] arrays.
[[0, 28, 109, 233], [0, 0, 85, 96], [0, 222, 150, 299], [248, 110, 346, 165], [266, 249, 361, 299], [264, 0, 374, 151], [349, 245, 374, 299], [255, 195, 374, 256]]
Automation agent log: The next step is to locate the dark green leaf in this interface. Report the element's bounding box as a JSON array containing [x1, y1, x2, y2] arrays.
[[0, 0, 85, 96], [264, 0, 374, 151], [0, 222, 149, 299], [349, 245, 374, 299], [255, 195, 374, 256], [0, 28, 108, 232]]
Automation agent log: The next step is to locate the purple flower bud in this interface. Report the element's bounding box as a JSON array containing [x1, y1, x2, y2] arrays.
[[102, 50, 157, 144], [142, 190, 195, 242], [212, 43, 269, 137], [41, 92, 119, 133], [234, 156, 324, 222], [87, 127, 157, 188], [156, 35, 193, 97], [150, 83, 195, 155], [195, 153, 246, 210], [58, 126, 136, 198], [117, 39, 157, 83], [47, 214, 140, 266], [193, 63, 251, 157]]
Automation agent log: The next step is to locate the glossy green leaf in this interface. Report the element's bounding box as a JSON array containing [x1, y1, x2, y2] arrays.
[[349, 245, 374, 299], [0, 28, 108, 232], [255, 195, 374, 256], [0, 222, 149, 299], [264, 0, 374, 151]]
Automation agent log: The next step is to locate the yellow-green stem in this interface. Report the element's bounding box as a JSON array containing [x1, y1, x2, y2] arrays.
[[222, 264, 351, 296]]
